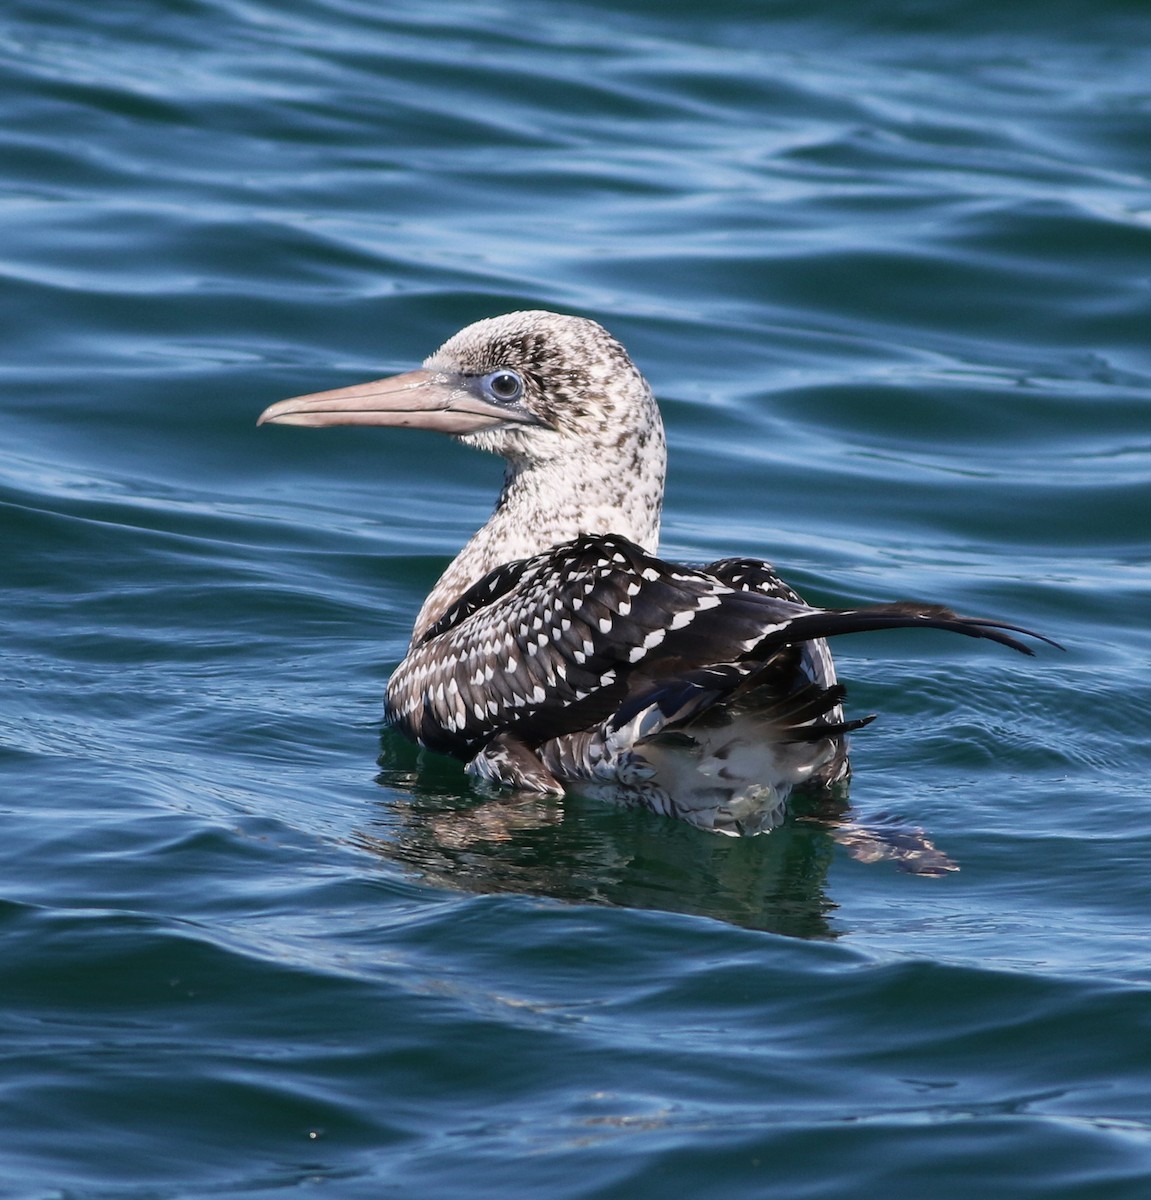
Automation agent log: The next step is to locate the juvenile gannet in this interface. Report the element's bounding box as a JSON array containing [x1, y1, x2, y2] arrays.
[[259, 310, 1055, 835]]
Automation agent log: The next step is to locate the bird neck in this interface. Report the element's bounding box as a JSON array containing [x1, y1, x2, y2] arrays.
[[411, 433, 666, 643]]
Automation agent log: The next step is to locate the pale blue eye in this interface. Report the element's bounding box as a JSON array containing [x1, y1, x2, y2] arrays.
[[483, 370, 523, 402]]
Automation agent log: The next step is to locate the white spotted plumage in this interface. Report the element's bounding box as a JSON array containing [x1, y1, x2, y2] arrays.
[[260, 310, 1055, 836]]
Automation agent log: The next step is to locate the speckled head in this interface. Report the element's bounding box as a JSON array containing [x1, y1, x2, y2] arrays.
[[259, 309, 665, 469], [424, 310, 662, 465]]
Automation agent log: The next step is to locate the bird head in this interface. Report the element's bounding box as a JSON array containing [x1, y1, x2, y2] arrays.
[[257, 310, 662, 467]]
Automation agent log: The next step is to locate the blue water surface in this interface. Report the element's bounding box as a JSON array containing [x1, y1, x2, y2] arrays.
[[3, 1, 1151, 1196]]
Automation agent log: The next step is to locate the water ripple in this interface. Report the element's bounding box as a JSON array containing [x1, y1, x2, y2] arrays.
[[4, 0, 1151, 1195]]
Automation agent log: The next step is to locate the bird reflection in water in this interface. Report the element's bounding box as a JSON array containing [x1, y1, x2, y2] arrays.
[[354, 731, 956, 940]]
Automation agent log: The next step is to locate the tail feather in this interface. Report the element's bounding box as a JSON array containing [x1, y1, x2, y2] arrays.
[[763, 601, 1062, 659]]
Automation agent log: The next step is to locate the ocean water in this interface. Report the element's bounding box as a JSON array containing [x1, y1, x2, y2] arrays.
[[3, 1, 1151, 1195]]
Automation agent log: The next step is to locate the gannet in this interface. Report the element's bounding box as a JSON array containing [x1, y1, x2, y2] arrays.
[[259, 310, 1055, 835]]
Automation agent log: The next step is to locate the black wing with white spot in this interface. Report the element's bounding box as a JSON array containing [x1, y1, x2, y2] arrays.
[[702, 556, 807, 605], [386, 534, 803, 757], [386, 533, 1055, 762]]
